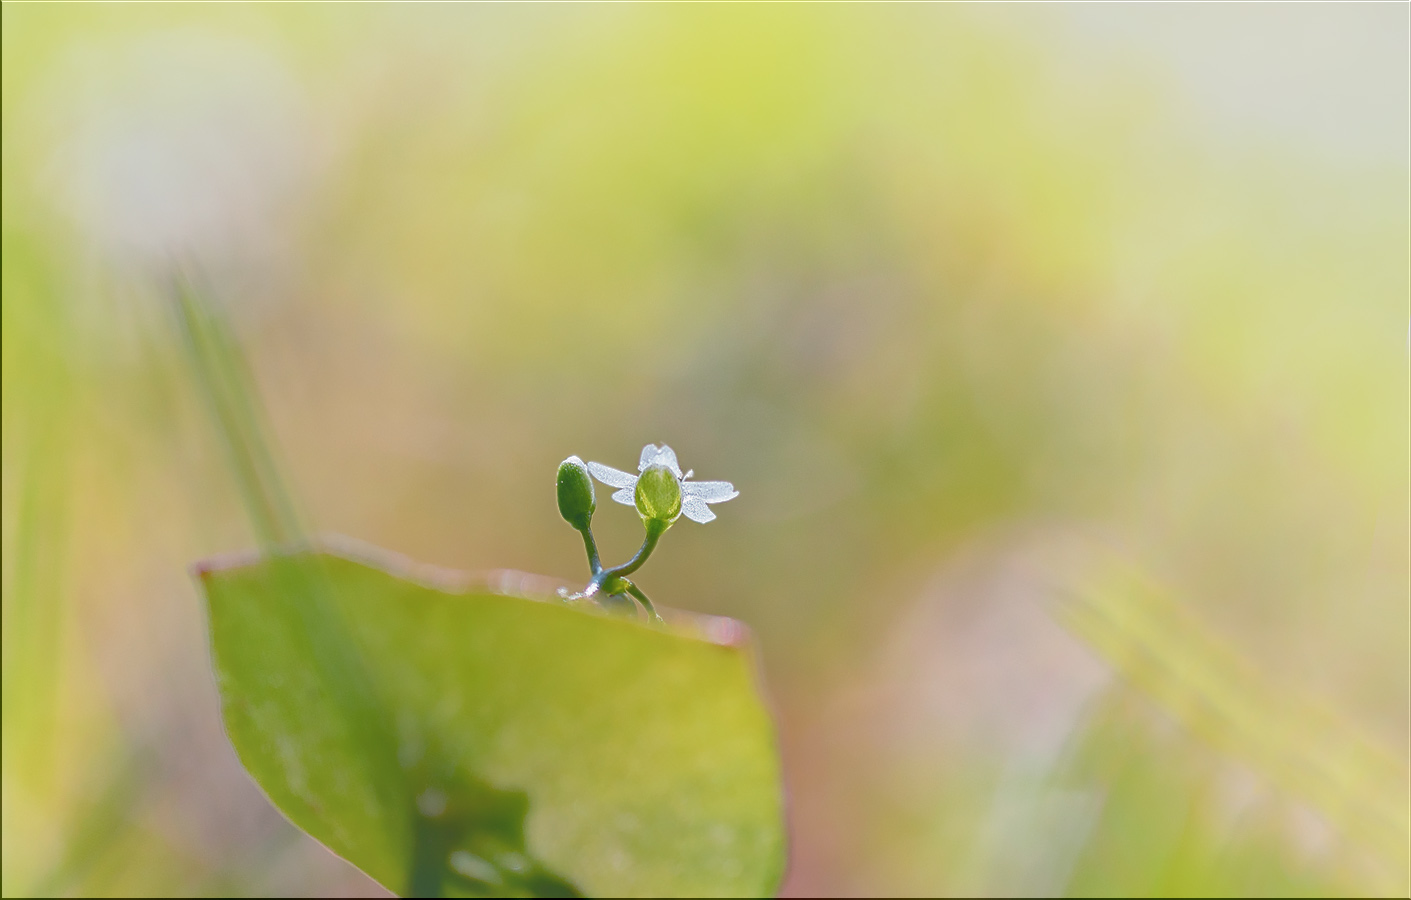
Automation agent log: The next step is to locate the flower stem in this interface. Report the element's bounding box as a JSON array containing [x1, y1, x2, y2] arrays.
[[578, 526, 602, 575], [594, 521, 664, 588]]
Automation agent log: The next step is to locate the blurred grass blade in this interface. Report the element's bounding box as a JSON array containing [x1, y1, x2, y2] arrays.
[[1059, 557, 1409, 876], [28, 750, 152, 898], [1, 413, 70, 789], [1, 235, 73, 802], [1055, 687, 1359, 897], [169, 273, 301, 548]]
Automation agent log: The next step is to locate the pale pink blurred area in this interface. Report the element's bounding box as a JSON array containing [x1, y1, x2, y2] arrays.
[[3, 3, 1406, 896]]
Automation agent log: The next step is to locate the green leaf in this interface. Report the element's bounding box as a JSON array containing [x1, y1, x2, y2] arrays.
[[196, 542, 785, 898]]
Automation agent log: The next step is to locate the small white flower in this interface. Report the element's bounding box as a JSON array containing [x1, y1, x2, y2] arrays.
[[587, 444, 738, 524]]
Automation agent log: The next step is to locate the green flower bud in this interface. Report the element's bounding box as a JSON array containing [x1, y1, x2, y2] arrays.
[[634, 463, 682, 527], [556, 456, 595, 530]]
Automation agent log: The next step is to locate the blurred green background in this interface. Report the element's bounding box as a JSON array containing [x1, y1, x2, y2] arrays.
[[2, 4, 1406, 897]]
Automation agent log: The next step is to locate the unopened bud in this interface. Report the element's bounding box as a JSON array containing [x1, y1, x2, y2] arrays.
[[556, 456, 596, 530]]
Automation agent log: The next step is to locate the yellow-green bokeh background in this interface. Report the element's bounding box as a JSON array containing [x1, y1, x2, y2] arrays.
[[3, 4, 1406, 896]]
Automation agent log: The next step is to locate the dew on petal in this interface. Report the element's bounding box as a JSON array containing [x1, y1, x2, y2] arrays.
[[638, 444, 683, 478], [681, 480, 738, 504], [681, 496, 716, 523], [588, 461, 638, 489]]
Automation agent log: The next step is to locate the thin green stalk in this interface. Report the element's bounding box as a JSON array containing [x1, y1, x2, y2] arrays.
[[624, 583, 661, 623], [579, 527, 602, 575], [593, 524, 663, 588]]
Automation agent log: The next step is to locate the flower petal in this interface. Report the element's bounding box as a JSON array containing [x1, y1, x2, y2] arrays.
[[638, 444, 683, 479], [681, 480, 738, 503], [681, 496, 716, 523], [610, 487, 636, 506], [587, 462, 638, 490]]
